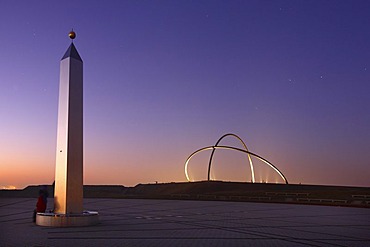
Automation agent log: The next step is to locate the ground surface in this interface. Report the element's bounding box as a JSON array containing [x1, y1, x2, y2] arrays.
[[0, 198, 369, 247]]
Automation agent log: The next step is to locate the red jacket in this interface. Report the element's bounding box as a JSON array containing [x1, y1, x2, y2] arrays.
[[36, 195, 46, 213]]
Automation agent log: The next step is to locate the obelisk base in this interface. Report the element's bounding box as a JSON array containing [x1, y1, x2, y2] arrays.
[[36, 211, 99, 227]]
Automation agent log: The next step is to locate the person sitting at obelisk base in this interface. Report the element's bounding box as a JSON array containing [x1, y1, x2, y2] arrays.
[[33, 187, 48, 222]]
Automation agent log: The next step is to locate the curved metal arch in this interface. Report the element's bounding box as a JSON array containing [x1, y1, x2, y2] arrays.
[[185, 145, 288, 184], [207, 133, 255, 183]]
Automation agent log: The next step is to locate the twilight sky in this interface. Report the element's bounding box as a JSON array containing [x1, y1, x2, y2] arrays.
[[1, 0, 370, 189]]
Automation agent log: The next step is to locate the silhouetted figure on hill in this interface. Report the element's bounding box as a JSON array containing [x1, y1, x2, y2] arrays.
[[32, 186, 48, 223]]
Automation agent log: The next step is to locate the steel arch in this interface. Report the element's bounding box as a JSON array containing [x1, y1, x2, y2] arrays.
[[208, 133, 255, 182], [184, 146, 288, 184]]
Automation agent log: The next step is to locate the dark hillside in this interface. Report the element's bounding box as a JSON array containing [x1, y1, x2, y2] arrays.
[[1, 181, 369, 208]]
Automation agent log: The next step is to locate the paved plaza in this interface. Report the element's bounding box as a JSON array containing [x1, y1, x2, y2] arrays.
[[0, 198, 369, 246]]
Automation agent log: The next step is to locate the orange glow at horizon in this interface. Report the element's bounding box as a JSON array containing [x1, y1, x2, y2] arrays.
[[2, 135, 370, 189]]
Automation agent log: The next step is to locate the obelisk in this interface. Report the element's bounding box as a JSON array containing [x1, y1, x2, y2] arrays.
[[36, 31, 98, 227], [54, 30, 83, 214]]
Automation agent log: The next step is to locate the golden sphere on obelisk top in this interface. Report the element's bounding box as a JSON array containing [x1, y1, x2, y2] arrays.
[[69, 30, 76, 39]]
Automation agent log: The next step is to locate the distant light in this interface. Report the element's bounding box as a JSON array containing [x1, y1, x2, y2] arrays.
[[2, 185, 16, 190]]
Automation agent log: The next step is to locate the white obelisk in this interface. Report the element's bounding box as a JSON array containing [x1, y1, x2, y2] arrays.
[[54, 32, 83, 214], [36, 31, 98, 227]]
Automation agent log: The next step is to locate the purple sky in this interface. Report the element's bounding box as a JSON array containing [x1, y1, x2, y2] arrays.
[[1, 0, 370, 188]]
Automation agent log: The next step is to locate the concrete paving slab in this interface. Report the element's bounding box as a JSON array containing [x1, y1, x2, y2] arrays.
[[0, 198, 369, 246]]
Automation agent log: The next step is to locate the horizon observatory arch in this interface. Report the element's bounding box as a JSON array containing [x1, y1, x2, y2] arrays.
[[208, 133, 255, 182], [184, 133, 288, 184]]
